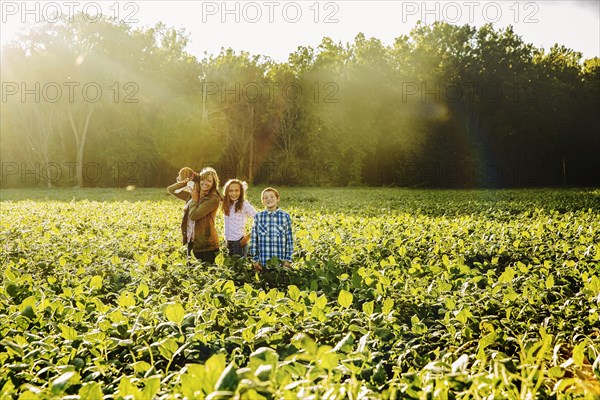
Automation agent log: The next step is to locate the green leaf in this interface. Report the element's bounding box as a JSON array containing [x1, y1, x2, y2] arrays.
[[455, 306, 472, 324], [181, 364, 206, 398], [292, 333, 317, 355], [78, 383, 103, 400], [89, 275, 103, 290], [585, 275, 600, 294], [442, 254, 451, 267], [164, 302, 185, 325], [315, 294, 327, 309], [118, 291, 135, 308], [573, 340, 587, 367], [204, 353, 227, 391], [20, 305, 35, 320], [51, 371, 80, 395], [545, 274, 554, 289], [108, 309, 126, 324], [136, 282, 149, 298], [410, 315, 420, 326], [242, 326, 255, 343], [287, 285, 300, 301], [254, 364, 273, 381], [214, 362, 239, 391], [311, 306, 327, 322], [548, 366, 564, 378], [141, 377, 160, 399], [337, 290, 353, 309], [479, 331, 497, 349], [498, 267, 516, 283], [158, 338, 179, 360], [382, 298, 394, 314], [249, 347, 279, 371], [4, 266, 16, 281], [362, 301, 374, 315], [332, 332, 353, 353], [132, 361, 152, 374], [319, 352, 339, 370], [222, 280, 236, 296], [59, 324, 78, 340], [398, 246, 407, 257], [215, 252, 224, 266], [503, 289, 519, 304], [410, 315, 427, 334], [116, 376, 141, 398]]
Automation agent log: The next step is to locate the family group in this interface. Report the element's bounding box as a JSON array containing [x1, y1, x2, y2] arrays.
[[167, 167, 293, 272]]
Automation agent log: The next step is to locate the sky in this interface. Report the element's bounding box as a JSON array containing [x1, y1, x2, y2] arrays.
[[1, 1, 599, 61]]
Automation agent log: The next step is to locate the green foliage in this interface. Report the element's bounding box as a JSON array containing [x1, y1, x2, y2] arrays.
[[1, 19, 598, 187], [0, 187, 599, 398]]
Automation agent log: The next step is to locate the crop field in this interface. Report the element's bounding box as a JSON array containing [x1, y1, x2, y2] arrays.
[[1, 187, 599, 399]]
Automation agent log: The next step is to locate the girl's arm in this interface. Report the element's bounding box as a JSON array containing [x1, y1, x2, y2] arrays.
[[167, 182, 190, 201], [188, 195, 220, 221], [244, 201, 258, 218]]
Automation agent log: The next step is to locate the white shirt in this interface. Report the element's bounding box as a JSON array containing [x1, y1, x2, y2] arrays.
[[183, 199, 195, 243]]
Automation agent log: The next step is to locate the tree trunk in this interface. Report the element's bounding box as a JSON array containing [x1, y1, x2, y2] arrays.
[[68, 106, 94, 188]]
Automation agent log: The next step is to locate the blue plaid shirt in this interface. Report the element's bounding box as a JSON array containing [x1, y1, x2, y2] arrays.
[[249, 208, 293, 266]]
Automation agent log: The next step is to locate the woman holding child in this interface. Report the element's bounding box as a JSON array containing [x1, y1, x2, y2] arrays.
[[167, 167, 222, 263]]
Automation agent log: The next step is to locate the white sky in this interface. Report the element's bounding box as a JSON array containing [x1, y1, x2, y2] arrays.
[[1, 1, 599, 61]]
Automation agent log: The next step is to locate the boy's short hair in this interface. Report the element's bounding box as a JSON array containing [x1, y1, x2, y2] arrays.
[[261, 187, 280, 199]]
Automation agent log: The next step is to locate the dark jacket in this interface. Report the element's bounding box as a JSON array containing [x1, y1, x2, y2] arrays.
[[167, 182, 220, 252]]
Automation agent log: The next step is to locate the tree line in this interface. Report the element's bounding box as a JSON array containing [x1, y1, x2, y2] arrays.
[[1, 15, 598, 188]]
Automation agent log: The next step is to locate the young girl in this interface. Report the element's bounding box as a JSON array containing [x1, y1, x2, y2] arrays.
[[168, 167, 222, 263], [222, 179, 257, 257]]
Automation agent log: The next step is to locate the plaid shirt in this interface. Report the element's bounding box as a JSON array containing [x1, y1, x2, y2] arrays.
[[250, 208, 293, 266]]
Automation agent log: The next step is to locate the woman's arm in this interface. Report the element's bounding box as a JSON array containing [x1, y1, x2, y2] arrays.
[[167, 182, 190, 201], [188, 195, 220, 221]]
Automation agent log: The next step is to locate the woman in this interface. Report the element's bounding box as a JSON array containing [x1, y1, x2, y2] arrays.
[[167, 167, 222, 263]]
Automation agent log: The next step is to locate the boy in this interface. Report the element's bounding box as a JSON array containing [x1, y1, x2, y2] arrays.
[[249, 187, 293, 271]]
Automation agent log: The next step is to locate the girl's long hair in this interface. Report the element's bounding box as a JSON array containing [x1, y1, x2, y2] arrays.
[[222, 179, 247, 216]]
